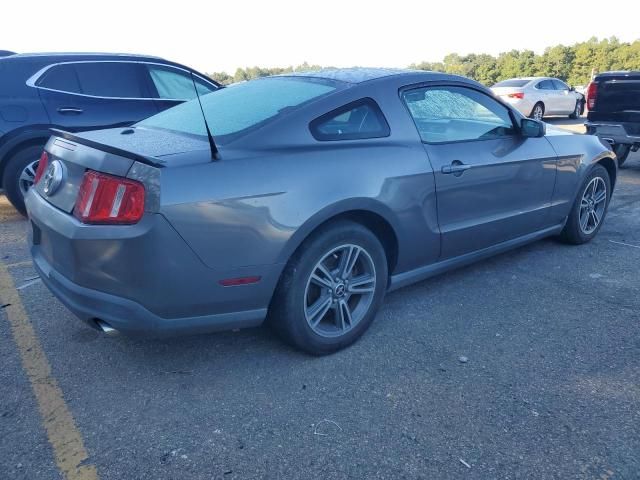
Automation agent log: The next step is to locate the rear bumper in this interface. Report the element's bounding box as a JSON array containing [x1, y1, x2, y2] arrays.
[[33, 252, 266, 336], [585, 122, 640, 146], [25, 189, 282, 337], [499, 98, 534, 117]]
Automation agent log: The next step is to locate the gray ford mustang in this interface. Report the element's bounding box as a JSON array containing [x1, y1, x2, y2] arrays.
[[25, 68, 616, 354]]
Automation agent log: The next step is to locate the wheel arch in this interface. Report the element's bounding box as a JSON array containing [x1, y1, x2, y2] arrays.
[[595, 156, 617, 190], [277, 199, 401, 277], [0, 129, 51, 183]]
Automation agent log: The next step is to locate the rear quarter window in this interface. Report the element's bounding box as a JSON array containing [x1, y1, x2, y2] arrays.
[[310, 98, 390, 141]]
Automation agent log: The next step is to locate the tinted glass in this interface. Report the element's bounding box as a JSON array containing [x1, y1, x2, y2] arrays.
[[74, 62, 146, 98], [402, 86, 516, 143], [38, 64, 81, 93], [147, 65, 215, 99], [310, 98, 390, 141], [552, 79, 569, 90], [537, 80, 555, 90], [138, 77, 341, 144], [492, 79, 530, 88]]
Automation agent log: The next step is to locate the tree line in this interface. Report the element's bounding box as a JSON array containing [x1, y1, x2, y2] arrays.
[[208, 37, 640, 87]]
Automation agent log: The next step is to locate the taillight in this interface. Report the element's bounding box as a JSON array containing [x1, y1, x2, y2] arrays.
[[74, 170, 145, 224], [586, 82, 598, 110], [507, 92, 525, 99], [33, 151, 49, 185]]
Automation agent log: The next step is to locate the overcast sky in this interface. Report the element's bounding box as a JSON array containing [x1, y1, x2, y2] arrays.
[[2, 0, 639, 74]]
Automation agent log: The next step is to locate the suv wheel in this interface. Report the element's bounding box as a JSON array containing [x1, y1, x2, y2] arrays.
[[2, 144, 45, 216], [270, 221, 388, 355]]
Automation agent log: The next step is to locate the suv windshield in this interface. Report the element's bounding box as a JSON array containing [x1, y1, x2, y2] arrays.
[[137, 76, 342, 144]]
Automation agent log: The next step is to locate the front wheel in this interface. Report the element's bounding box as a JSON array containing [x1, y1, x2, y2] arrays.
[[569, 100, 581, 119], [560, 164, 611, 245], [269, 221, 388, 355]]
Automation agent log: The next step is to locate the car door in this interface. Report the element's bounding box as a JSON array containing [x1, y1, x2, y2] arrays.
[[552, 79, 575, 113], [401, 84, 558, 259], [35, 61, 158, 130], [536, 80, 560, 114], [144, 64, 218, 113]]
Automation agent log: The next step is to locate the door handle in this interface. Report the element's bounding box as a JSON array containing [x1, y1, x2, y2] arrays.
[[57, 107, 83, 115], [441, 161, 472, 176]]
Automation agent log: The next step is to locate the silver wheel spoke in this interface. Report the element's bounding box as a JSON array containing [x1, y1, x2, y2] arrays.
[[591, 209, 600, 226], [348, 274, 375, 294], [594, 189, 606, 204], [307, 295, 332, 327], [580, 210, 590, 230], [311, 264, 334, 289], [339, 246, 360, 279], [336, 299, 352, 330]]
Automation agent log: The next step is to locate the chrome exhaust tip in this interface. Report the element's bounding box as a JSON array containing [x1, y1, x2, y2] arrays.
[[95, 319, 118, 336]]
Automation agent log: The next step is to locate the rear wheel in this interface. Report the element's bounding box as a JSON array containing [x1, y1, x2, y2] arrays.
[[560, 164, 610, 245], [530, 102, 544, 120], [613, 144, 631, 167], [269, 221, 388, 355], [2, 144, 45, 216]]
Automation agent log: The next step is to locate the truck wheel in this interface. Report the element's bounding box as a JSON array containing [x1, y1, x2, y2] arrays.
[[613, 144, 631, 167], [1, 144, 45, 216]]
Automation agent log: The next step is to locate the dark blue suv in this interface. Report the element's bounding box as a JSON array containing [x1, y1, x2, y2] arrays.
[[0, 52, 219, 214]]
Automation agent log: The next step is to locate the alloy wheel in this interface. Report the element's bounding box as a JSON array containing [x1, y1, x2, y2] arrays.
[[304, 244, 376, 338], [533, 105, 543, 120], [18, 159, 39, 196], [579, 176, 607, 235]]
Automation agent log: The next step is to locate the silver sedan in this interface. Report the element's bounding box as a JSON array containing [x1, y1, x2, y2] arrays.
[[491, 77, 585, 120]]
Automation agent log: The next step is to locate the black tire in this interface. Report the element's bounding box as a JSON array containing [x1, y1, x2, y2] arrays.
[[269, 220, 388, 355], [569, 100, 581, 119], [560, 164, 611, 245], [613, 144, 631, 167], [1, 144, 45, 216], [529, 102, 545, 120]]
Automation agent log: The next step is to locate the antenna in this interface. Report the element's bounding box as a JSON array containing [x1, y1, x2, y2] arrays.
[[190, 72, 219, 161]]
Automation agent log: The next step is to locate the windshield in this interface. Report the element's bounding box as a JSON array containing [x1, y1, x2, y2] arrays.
[[137, 76, 342, 144], [492, 79, 530, 88]]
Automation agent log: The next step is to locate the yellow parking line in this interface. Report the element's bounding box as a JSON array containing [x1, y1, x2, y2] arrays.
[[0, 261, 98, 480]]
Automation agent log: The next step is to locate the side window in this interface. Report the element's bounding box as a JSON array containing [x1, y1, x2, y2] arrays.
[[37, 64, 81, 93], [401, 86, 516, 143], [309, 98, 390, 141], [147, 65, 216, 100], [552, 79, 568, 91], [537, 80, 554, 90], [73, 62, 147, 98]]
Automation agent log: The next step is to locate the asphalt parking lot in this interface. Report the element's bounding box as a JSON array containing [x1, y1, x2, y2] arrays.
[[1, 119, 639, 480]]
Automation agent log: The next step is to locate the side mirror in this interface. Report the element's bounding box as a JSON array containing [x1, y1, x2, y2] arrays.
[[570, 86, 575, 92], [521, 118, 545, 138]]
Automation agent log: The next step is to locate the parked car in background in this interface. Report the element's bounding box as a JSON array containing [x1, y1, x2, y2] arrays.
[[491, 77, 585, 120], [0, 53, 219, 214], [585, 71, 640, 166], [25, 68, 616, 354]]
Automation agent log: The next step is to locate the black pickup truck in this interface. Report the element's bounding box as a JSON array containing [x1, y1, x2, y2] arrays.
[[585, 71, 640, 166]]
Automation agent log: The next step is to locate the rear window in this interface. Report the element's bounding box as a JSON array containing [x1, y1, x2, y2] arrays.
[[38, 64, 81, 93], [74, 62, 146, 98], [138, 76, 341, 144], [492, 79, 530, 88]]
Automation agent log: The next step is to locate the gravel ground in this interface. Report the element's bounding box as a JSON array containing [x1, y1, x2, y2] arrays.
[[1, 119, 638, 479]]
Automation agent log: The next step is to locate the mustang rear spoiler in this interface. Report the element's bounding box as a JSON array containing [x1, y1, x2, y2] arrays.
[[49, 129, 165, 168]]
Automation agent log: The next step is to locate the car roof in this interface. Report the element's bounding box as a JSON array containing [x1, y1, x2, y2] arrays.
[[282, 67, 471, 85], [594, 70, 640, 78], [5, 52, 164, 61]]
